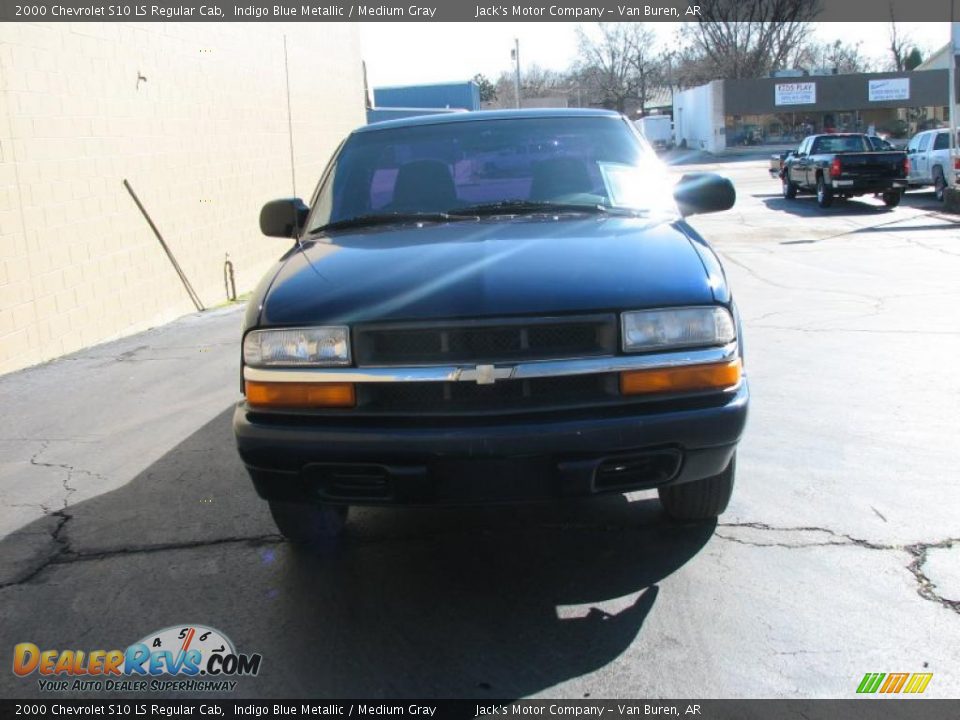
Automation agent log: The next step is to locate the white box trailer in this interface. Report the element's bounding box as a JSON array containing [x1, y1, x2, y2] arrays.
[[634, 115, 674, 149]]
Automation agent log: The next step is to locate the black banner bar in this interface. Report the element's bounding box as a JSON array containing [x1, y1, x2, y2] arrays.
[[0, 0, 958, 22], [2, 700, 960, 720]]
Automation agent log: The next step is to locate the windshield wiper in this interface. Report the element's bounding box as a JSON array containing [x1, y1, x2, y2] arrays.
[[449, 200, 608, 217], [449, 200, 649, 218], [311, 211, 465, 234], [311, 203, 652, 234]]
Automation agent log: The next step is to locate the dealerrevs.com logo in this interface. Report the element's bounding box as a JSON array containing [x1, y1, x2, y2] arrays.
[[13, 625, 262, 693]]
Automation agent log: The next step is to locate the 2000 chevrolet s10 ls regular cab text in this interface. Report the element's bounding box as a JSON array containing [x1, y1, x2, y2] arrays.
[[233, 109, 749, 543]]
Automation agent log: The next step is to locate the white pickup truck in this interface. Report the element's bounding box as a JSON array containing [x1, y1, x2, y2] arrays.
[[906, 128, 960, 202]]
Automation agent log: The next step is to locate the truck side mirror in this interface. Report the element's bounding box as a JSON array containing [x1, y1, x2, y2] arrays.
[[674, 173, 736, 217], [260, 198, 309, 238]]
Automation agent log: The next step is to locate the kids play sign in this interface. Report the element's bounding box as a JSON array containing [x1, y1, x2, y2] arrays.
[[774, 82, 816, 106]]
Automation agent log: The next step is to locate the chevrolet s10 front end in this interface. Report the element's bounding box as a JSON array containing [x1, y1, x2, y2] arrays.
[[233, 109, 748, 543]]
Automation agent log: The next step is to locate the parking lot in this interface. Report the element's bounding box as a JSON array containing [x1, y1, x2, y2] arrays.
[[0, 157, 958, 699]]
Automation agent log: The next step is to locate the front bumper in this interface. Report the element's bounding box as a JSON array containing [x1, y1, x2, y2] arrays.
[[233, 382, 749, 506]]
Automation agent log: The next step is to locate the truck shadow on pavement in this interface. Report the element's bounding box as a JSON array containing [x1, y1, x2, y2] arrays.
[[760, 190, 945, 218], [1, 407, 715, 699], [760, 196, 900, 217]]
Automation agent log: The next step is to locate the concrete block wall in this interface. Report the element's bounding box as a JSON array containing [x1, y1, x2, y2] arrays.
[[0, 22, 365, 375]]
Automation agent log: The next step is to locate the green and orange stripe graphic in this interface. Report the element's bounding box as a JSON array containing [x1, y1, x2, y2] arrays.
[[857, 672, 933, 694]]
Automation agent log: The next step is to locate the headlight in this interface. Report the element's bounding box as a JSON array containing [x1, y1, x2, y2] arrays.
[[621, 307, 735, 352], [243, 327, 351, 367]]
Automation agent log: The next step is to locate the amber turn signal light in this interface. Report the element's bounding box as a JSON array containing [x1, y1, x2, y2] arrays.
[[245, 381, 356, 408], [620, 359, 742, 396]]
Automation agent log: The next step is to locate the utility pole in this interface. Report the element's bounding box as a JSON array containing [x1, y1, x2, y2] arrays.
[[512, 38, 521, 109], [666, 52, 675, 108]]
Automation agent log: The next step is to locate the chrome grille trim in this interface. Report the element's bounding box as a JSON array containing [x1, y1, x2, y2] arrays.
[[243, 342, 739, 384]]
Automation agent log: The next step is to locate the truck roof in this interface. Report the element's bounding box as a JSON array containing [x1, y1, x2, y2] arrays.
[[356, 108, 624, 133]]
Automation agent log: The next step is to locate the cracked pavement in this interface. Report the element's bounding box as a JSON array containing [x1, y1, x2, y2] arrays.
[[0, 160, 958, 698]]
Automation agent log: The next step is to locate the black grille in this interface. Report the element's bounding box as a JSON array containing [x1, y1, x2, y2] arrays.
[[358, 374, 616, 414], [354, 315, 617, 366]]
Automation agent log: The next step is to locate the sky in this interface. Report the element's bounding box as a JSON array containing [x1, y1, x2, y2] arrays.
[[360, 22, 953, 88]]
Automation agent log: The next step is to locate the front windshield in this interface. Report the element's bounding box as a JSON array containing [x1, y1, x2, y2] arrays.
[[307, 116, 675, 233]]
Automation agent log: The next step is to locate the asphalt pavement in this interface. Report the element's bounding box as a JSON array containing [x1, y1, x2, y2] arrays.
[[1, 160, 958, 699]]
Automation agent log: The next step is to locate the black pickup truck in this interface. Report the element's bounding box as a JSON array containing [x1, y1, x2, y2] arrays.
[[779, 133, 909, 208]]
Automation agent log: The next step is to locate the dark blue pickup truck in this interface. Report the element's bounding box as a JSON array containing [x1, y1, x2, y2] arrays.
[[234, 109, 749, 544]]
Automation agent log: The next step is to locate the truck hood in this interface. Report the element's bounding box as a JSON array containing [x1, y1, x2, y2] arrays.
[[258, 216, 718, 326]]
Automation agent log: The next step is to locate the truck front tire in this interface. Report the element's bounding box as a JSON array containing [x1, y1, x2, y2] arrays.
[[782, 176, 797, 199], [816, 177, 833, 208], [659, 454, 735, 521]]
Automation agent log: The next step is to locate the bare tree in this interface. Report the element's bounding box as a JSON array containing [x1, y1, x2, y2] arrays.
[[670, 44, 719, 89], [493, 65, 568, 108], [888, 19, 909, 71], [681, 0, 820, 79], [575, 24, 638, 112], [520, 64, 567, 97], [627, 26, 665, 113], [575, 23, 665, 113], [794, 38, 873, 74], [886, 13, 926, 72], [493, 73, 517, 108]]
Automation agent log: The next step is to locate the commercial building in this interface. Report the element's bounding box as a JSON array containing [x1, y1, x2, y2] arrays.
[[373, 81, 480, 111], [673, 70, 951, 153], [916, 43, 960, 123], [0, 23, 366, 375], [367, 80, 480, 123]]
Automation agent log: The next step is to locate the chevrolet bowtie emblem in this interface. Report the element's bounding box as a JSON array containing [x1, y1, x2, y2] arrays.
[[475, 364, 497, 385], [457, 364, 514, 384]]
